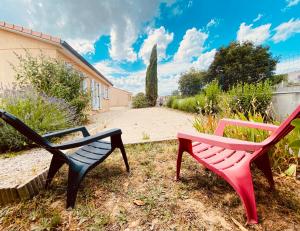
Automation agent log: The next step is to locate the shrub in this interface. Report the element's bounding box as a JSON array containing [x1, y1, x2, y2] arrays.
[[166, 96, 177, 108], [132, 92, 148, 108], [178, 69, 207, 96], [13, 52, 90, 121], [204, 80, 221, 113], [177, 97, 198, 113], [0, 88, 76, 152], [228, 81, 272, 118]]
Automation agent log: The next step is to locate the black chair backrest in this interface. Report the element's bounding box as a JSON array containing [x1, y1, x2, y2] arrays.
[[0, 110, 50, 148]]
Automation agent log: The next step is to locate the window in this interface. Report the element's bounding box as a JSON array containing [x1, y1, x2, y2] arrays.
[[82, 78, 88, 93], [103, 86, 109, 99]]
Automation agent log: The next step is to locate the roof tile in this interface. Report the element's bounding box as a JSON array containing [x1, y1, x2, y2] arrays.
[[0, 21, 61, 44]]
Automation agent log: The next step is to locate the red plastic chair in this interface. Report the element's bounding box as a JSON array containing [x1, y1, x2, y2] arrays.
[[176, 105, 300, 224]]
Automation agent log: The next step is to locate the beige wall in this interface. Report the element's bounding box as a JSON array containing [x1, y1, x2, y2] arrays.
[[0, 28, 111, 111], [109, 87, 132, 107], [0, 29, 57, 88]]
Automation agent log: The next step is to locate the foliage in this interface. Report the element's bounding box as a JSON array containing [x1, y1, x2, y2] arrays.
[[207, 42, 278, 91], [178, 68, 207, 96], [166, 96, 177, 108], [203, 80, 221, 114], [171, 90, 179, 96], [167, 81, 222, 114], [0, 88, 76, 152], [145, 44, 158, 106], [270, 74, 288, 86], [132, 92, 148, 108], [13, 52, 90, 121], [228, 81, 272, 117]]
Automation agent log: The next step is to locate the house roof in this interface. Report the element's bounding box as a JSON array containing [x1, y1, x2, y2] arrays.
[[0, 21, 113, 86]]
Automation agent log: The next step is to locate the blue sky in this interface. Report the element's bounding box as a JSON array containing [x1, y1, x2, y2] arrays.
[[1, 0, 300, 95]]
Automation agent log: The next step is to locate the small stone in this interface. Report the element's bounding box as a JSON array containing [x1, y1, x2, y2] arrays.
[[133, 199, 145, 206]]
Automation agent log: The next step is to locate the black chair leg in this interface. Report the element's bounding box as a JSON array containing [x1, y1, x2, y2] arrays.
[[45, 155, 65, 189], [66, 168, 84, 208], [120, 143, 130, 172], [112, 134, 130, 172]]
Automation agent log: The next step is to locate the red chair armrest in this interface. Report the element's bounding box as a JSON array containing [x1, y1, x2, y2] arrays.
[[177, 131, 264, 151]]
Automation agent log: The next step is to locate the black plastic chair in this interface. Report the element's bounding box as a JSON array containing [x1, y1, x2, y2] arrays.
[[0, 110, 130, 208]]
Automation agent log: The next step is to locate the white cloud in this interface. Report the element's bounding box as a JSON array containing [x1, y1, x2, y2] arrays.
[[193, 49, 217, 70], [174, 28, 208, 62], [101, 48, 216, 96], [67, 39, 95, 55], [272, 18, 300, 43], [138, 26, 174, 64], [0, 0, 168, 62], [237, 22, 271, 45], [286, 0, 300, 8], [103, 25, 215, 96], [207, 19, 218, 28], [253, 14, 263, 23]]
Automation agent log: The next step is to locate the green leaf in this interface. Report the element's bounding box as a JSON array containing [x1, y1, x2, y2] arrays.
[[284, 164, 297, 177], [289, 140, 300, 148], [291, 118, 300, 128]]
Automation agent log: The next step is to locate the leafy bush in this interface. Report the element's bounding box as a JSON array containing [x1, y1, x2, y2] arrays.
[[0, 88, 76, 152], [177, 97, 198, 113], [228, 81, 272, 117], [178, 69, 207, 96], [204, 80, 221, 113], [13, 52, 90, 121], [132, 92, 148, 108], [166, 96, 177, 108]]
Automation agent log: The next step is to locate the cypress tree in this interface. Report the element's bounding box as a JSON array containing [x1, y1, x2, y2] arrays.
[[145, 44, 158, 106]]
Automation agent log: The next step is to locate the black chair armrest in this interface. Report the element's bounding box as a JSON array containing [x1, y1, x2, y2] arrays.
[[50, 128, 122, 150], [43, 126, 90, 140]]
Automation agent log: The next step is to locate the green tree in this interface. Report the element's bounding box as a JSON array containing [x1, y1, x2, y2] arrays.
[[207, 42, 278, 91], [178, 69, 207, 96], [145, 44, 158, 106]]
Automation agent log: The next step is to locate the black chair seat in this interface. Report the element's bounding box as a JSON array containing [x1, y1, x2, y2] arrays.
[[69, 141, 112, 166]]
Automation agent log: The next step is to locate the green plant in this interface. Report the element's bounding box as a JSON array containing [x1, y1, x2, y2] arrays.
[[204, 80, 221, 114], [228, 81, 272, 118], [132, 92, 148, 108], [178, 68, 207, 96], [0, 88, 76, 152], [166, 96, 177, 108], [145, 44, 158, 106], [287, 119, 300, 177], [207, 41, 278, 91], [13, 52, 90, 121]]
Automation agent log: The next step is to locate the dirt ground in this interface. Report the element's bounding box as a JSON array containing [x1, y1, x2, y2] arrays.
[[1, 141, 300, 230], [88, 107, 196, 144]]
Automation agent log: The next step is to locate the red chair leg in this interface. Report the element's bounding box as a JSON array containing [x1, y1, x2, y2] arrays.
[[176, 139, 192, 181], [176, 146, 184, 181], [225, 167, 258, 224], [254, 153, 275, 189]]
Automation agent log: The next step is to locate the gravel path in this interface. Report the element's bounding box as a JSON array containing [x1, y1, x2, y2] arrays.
[[89, 107, 196, 144], [0, 107, 196, 188]]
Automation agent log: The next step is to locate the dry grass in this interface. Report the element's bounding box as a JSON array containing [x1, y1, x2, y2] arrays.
[[0, 141, 300, 230]]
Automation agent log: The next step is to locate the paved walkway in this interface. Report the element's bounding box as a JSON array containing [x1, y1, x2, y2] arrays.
[[0, 107, 196, 188], [88, 107, 196, 144]]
